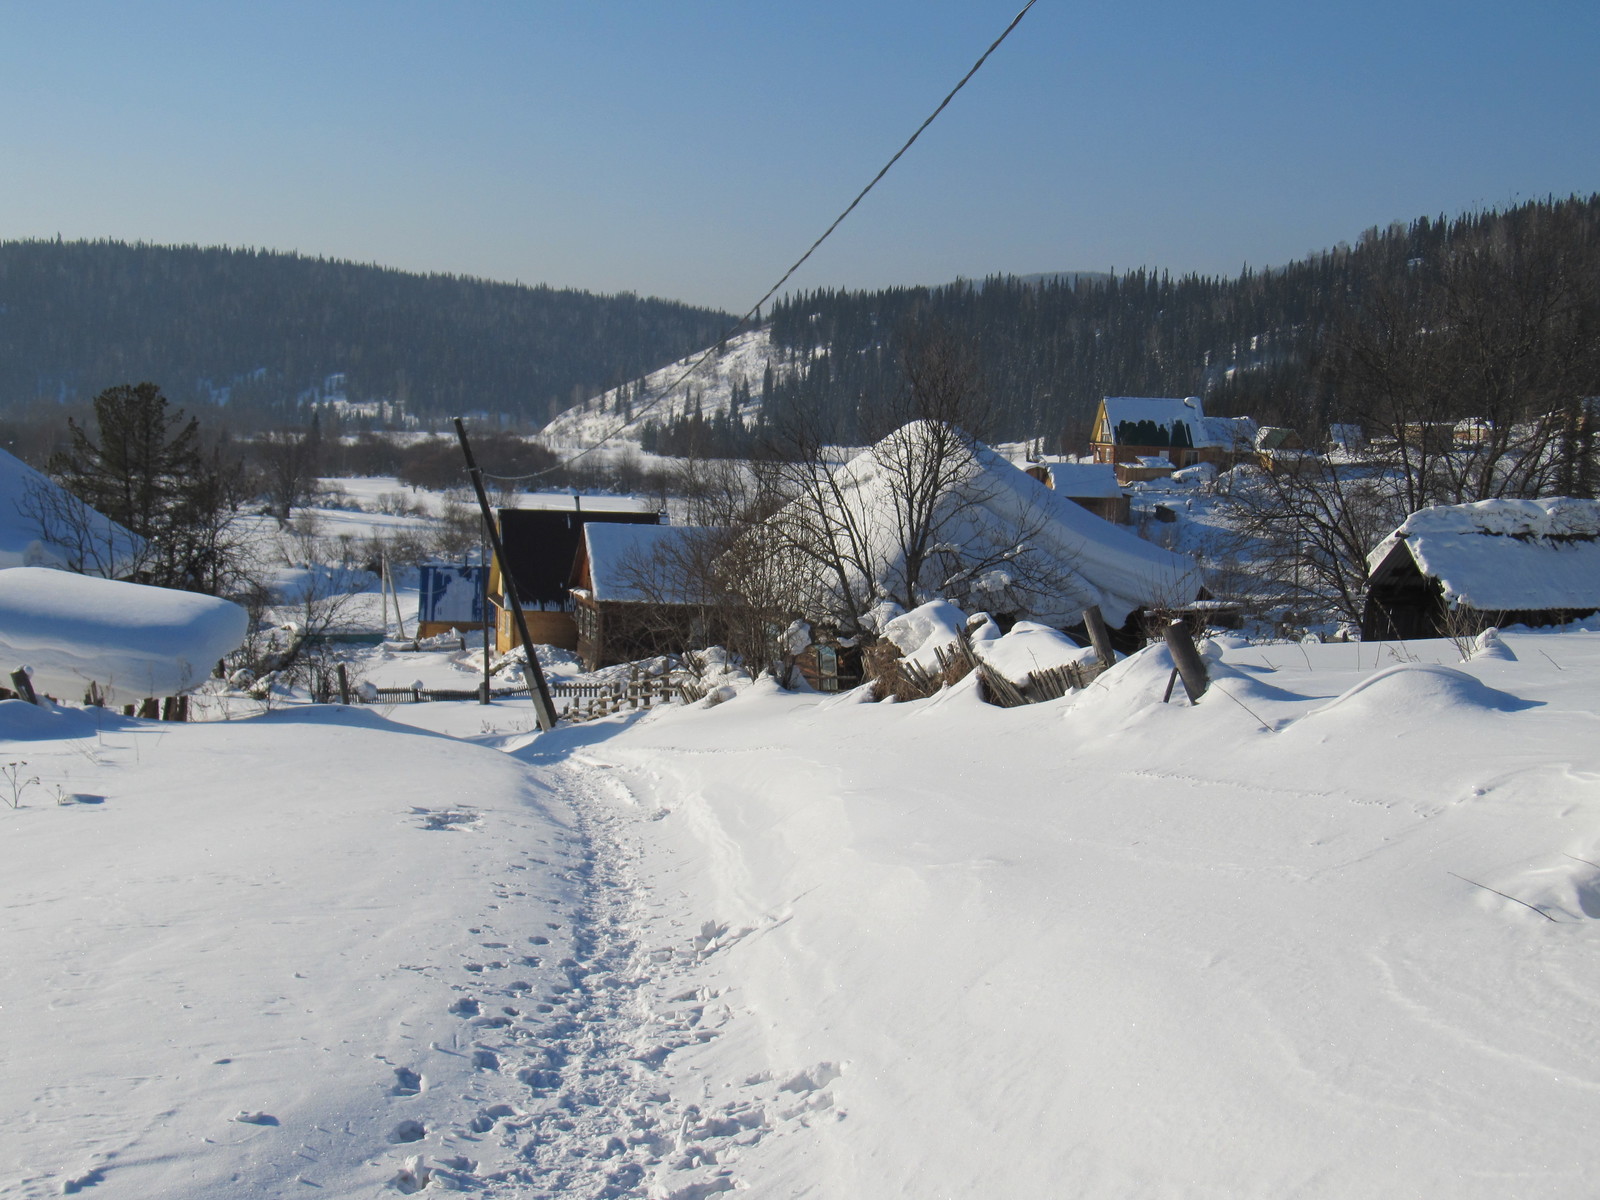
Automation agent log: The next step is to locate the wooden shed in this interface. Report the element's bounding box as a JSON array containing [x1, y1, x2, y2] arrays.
[[1027, 460, 1131, 524], [570, 522, 722, 671], [1363, 498, 1600, 640]]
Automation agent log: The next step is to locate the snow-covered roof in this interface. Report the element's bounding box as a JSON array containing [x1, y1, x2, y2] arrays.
[[502, 493, 661, 514], [777, 422, 1202, 628], [1042, 461, 1123, 499], [1098, 396, 1205, 446], [1368, 498, 1600, 612], [0, 447, 142, 574], [0, 566, 247, 704], [584, 523, 712, 605], [1194, 415, 1259, 451]]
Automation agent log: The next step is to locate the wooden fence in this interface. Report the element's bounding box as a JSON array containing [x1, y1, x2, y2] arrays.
[[366, 671, 697, 722], [893, 621, 1111, 709]]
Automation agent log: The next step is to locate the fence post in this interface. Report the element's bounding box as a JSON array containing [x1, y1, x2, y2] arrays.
[[1162, 620, 1210, 703], [9, 668, 37, 705], [1082, 606, 1117, 673]]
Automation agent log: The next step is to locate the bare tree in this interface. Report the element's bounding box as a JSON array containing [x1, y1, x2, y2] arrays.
[[1219, 459, 1408, 627]]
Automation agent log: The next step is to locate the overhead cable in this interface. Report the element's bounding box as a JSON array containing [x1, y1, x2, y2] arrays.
[[490, 0, 1039, 482]]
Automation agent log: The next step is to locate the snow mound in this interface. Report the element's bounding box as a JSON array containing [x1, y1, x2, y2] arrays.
[[882, 600, 967, 670], [0, 567, 248, 704], [1299, 664, 1536, 728], [1471, 628, 1518, 661], [977, 620, 1097, 684]]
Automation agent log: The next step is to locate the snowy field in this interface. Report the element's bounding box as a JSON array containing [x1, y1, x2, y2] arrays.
[[6, 621, 1600, 1196]]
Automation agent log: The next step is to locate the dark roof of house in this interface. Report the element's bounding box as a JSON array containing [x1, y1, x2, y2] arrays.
[[497, 504, 662, 606]]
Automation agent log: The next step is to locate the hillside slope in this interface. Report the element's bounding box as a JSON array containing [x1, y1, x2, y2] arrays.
[[0, 240, 732, 429]]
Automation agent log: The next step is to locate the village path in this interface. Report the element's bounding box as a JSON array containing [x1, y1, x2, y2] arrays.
[[398, 708, 816, 1200]]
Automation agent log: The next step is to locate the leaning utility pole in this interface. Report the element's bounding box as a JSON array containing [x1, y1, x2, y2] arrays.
[[452, 418, 557, 731]]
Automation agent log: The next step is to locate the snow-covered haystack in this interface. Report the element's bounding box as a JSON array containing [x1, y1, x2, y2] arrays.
[[0, 446, 142, 574], [0, 567, 247, 704], [881, 599, 968, 671]]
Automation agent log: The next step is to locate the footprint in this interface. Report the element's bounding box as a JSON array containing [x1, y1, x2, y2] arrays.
[[389, 1068, 422, 1097], [388, 1119, 427, 1144]]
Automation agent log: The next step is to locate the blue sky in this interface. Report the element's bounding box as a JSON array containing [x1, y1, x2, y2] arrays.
[[2, 1, 1595, 312]]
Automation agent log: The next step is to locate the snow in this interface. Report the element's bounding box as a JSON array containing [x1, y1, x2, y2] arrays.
[[784, 425, 1202, 627], [9, 509, 1600, 1197], [584, 522, 709, 604], [880, 598, 968, 669], [1039, 460, 1123, 497], [1369, 497, 1600, 611], [973, 617, 1100, 682], [1099, 395, 1205, 442], [540, 328, 788, 451], [0, 447, 141, 573], [0, 567, 247, 704]]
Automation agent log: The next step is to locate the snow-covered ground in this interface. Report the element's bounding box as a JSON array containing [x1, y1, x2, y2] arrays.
[[7, 619, 1600, 1197]]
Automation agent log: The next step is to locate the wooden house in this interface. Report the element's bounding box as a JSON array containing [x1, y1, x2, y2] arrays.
[[569, 522, 721, 671], [1253, 426, 1307, 471], [1089, 396, 1256, 471], [1363, 498, 1600, 640], [1024, 460, 1131, 523], [488, 494, 663, 654]]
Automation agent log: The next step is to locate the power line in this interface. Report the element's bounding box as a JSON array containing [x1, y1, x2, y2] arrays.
[[492, 0, 1039, 482]]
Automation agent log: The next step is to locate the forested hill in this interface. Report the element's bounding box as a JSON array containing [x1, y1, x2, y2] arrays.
[[0, 240, 732, 429], [759, 194, 1600, 449]]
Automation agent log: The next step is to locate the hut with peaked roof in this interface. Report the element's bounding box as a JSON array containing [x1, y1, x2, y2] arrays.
[[1363, 498, 1600, 640], [569, 522, 723, 670]]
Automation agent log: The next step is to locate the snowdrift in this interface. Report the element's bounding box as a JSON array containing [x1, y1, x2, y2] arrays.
[[0, 567, 247, 703]]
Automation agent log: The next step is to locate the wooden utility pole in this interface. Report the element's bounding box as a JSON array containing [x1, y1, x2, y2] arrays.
[[452, 418, 557, 731]]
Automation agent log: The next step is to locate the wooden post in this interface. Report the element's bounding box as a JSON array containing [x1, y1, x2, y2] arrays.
[[453, 417, 557, 732], [1082, 605, 1117, 672], [1163, 620, 1209, 703], [9, 669, 37, 705], [139, 697, 159, 719], [337, 663, 351, 705], [176, 695, 190, 722]]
